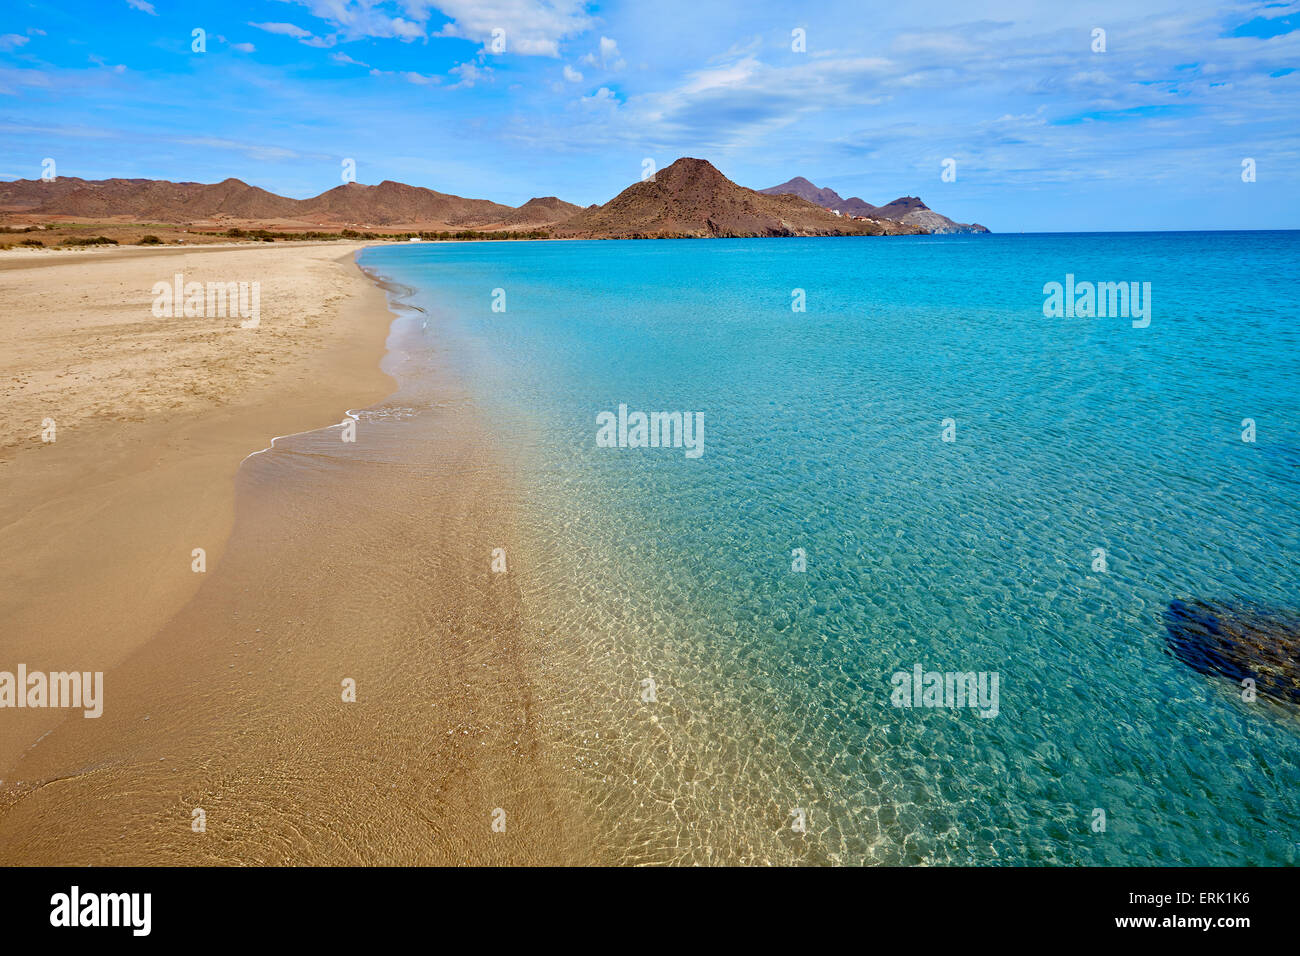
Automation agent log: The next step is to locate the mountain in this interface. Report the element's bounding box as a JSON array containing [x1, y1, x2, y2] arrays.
[[761, 176, 847, 209], [875, 197, 990, 235], [0, 177, 300, 220], [866, 196, 921, 219], [846, 193, 988, 234], [0, 176, 109, 212], [298, 180, 511, 226], [0, 176, 516, 228], [0, 165, 987, 236], [758, 177, 990, 234], [492, 196, 583, 228], [835, 197, 884, 218], [556, 158, 924, 238]]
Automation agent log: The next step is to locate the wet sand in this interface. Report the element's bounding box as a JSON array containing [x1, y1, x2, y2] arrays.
[[0, 242, 396, 775], [0, 244, 590, 863]]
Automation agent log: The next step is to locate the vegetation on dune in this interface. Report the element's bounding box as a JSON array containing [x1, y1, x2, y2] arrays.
[[1, 224, 554, 247], [213, 226, 552, 242]]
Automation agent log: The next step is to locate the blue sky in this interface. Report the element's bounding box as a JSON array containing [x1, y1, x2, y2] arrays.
[[1, 0, 1298, 231]]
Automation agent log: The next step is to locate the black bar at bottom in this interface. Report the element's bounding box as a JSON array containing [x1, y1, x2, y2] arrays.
[[0, 865, 1281, 942]]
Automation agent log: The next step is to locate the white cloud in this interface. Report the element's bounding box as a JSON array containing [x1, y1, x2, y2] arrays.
[[0, 35, 30, 51], [126, 0, 157, 15], [0, 70, 51, 96], [367, 66, 441, 85], [281, 1, 424, 43], [582, 36, 625, 70], [579, 86, 618, 108], [1257, 1, 1300, 19], [249, 22, 313, 39], [87, 54, 127, 73], [429, 0, 592, 56], [231, 43, 256, 53], [563, 64, 582, 82], [331, 52, 370, 67], [262, 0, 595, 52], [247, 20, 343, 47], [449, 61, 489, 88], [177, 137, 302, 162]]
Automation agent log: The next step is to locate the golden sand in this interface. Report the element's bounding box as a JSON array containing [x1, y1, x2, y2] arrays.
[[0, 242, 395, 771], [0, 243, 590, 863]]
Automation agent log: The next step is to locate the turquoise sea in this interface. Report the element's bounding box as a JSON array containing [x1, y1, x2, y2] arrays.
[[358, 232, 1300, 865]]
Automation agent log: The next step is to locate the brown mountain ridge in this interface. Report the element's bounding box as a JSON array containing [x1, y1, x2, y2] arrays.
[[0, 176, 515, 229], [759, 176, 989, 234], [0, 159, 987, 237]]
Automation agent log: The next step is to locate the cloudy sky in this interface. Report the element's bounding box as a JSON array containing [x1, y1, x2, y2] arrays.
[[1, 0, 1297, 230]]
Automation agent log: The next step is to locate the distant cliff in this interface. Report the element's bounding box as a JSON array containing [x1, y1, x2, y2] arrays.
[[759, 176, 989, 234]]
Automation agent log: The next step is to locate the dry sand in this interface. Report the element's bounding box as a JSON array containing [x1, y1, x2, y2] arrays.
[[0, 242, 396, 774], [0, 241, 593, 865]]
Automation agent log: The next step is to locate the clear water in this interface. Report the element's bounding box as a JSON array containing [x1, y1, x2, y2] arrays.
[[358, 233, 1300, 865]]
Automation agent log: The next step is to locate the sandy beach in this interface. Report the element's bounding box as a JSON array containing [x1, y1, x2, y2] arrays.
[[0, 242, 591, 864], [0, 242, 396, 771]]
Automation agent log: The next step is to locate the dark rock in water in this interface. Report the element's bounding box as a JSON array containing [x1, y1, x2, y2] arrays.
[[1164, 599, 1300, 705]]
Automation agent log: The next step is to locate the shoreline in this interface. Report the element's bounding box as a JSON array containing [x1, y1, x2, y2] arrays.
[[0, 241, 593, 865], [0, 241, 398, 775]]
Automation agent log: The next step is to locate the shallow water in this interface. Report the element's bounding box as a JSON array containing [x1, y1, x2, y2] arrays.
[[359, 233, 1300, 865], [0, 289, 598, 865]]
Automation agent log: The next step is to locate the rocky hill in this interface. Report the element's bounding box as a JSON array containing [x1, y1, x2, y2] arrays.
[[759, 176, 989, 234], [557, 159, 923, 238]]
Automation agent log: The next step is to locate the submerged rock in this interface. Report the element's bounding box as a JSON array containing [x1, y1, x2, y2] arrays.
[[1163, 599, 1300, 705]]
